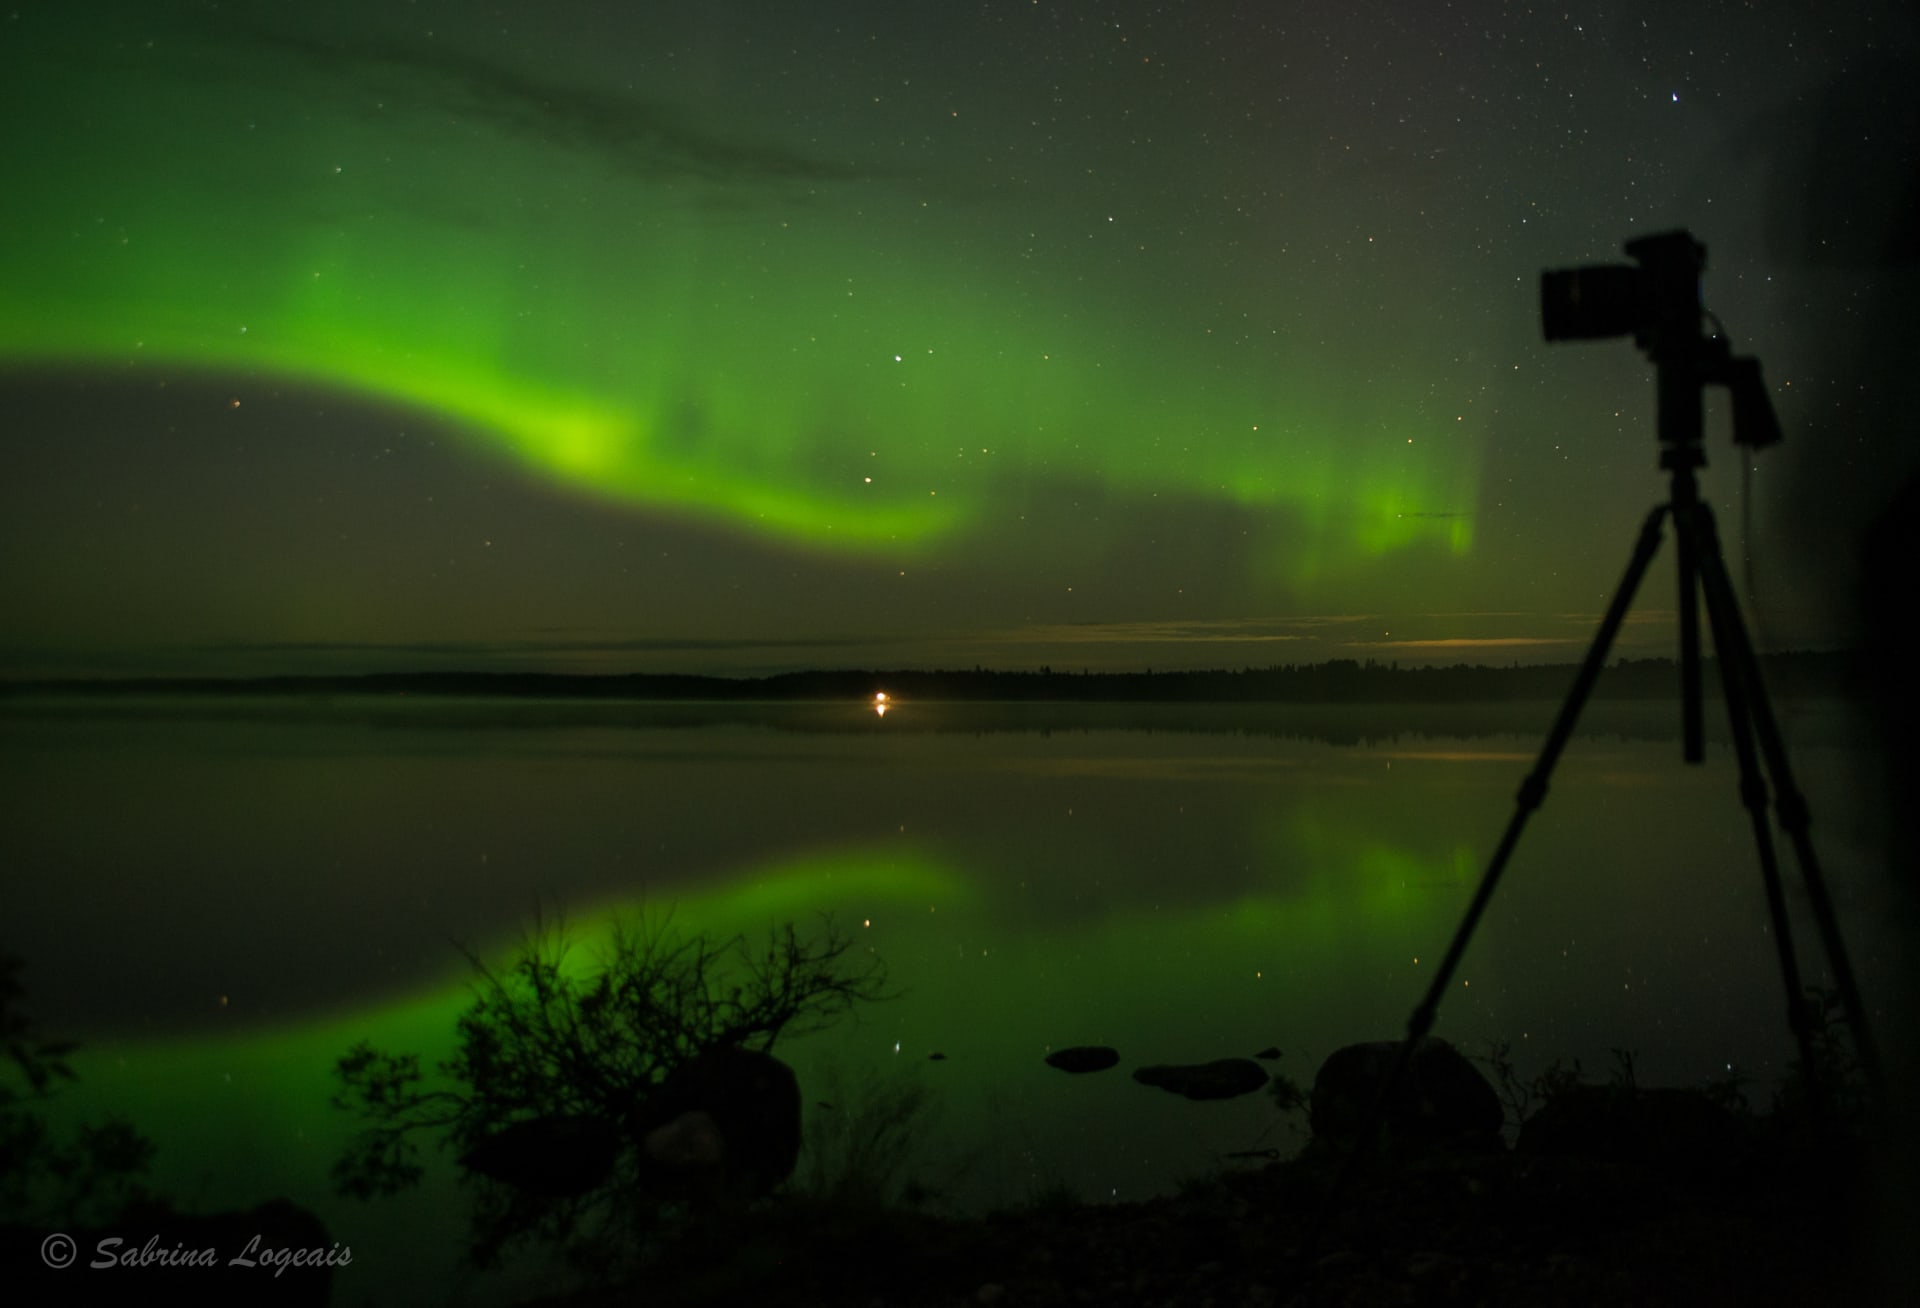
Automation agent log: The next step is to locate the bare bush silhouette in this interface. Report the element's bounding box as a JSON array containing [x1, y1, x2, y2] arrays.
[[330, 913, 891, 1274]]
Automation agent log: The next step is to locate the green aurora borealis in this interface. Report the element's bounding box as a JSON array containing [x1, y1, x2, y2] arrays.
[[6, 1, 1911, 675], [1, 9, 1911, 1299], [2, 3, 1472, 558]]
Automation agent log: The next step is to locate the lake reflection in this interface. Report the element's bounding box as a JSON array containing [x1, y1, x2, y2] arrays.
[[0, 695, 1893, 1303]]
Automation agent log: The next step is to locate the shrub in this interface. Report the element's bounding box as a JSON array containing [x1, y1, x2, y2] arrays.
[[330, 912, 891, 1273], [796, 1062, 949, 1212], [0, 954, 158, 1229]]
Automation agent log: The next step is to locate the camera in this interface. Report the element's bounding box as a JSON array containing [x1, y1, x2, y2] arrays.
[[1540, 230, 1705, 345], [1540, 229, 1779, 451]]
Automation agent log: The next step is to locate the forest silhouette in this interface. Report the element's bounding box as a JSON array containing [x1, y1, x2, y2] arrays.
[[0, 650, 1859, 706]]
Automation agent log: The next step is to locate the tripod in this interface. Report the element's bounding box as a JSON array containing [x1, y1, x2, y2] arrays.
[[1382, 461, 1883, 1107], [1348, 233, 1881, 1176]]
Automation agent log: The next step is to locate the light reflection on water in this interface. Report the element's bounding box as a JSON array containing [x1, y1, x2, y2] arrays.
[[0, 696, 1891, 1303]]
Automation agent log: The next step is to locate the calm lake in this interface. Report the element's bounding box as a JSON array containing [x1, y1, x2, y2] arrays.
[[0, 694, 1897, 1304]]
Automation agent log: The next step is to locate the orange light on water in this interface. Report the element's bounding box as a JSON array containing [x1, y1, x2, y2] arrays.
[[873, 691, 889, 717]]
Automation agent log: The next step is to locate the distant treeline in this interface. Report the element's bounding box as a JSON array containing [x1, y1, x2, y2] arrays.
[[0, 650, 1863, 704]]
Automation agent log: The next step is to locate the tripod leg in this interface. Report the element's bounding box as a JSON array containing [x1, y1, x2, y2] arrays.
[[1667, 448, 1709, 762], [1405, 504, 1670, 1047], [1690, 503, 1884, 1089], [1677, 502, 1821, 1102], [1675, 486, 1707, 762], [1326, 504, 1670, 1203]]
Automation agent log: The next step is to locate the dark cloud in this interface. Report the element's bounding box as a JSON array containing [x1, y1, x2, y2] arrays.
[[986, 618, 1342, 646], [206, 635, 889, 656], [185, 15, 885, 187], [0, 634, 902, 680], [1346, 636, 1581, 651]]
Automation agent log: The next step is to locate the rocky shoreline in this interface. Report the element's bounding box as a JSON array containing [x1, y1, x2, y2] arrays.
[[529, 1035, 1890, 1308], [536, 1125, 1881, 1307]]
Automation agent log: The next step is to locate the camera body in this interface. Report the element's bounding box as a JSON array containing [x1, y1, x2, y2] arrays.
[[1538, 229, 1777, 450], [1540, 230, 1705, 349]]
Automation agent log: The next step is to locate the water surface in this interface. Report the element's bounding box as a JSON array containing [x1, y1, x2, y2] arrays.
[[0, 695, 1892, 1303]]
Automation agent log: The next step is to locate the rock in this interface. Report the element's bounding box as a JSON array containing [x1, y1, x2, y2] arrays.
[[1253, 1046, 1283, 1060], [1045, 1045, 1120, 1074], [644, 1109, 726, 1168], [928, 1051, 948, 1061], [1517, 1084, 1753, 1177], [1131, 1058, 1270, 1101], [465, 1047, 804, 1205], [460, 1114, 621, 1196], [636, 1044, 802, 1202], [1309, 1038, 1503, 1150]]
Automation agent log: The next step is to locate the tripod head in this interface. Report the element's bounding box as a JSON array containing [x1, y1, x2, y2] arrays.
[[1540, 229, 1782, 458], [1540, 229, 1787, 762]]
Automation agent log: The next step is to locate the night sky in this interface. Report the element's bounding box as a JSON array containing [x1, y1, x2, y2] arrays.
[[3, 1, 1914, 678]]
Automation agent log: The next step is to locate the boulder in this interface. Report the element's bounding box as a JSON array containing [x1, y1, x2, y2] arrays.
[[644, 1108, 726, 1167], [1131, 1058, 1270, 1101], [635, 1044, 802, 1202], [460, 1114, 621, 1197], [1309, 1038, 1503, 1151], [459, 1046, 801, 1205], [1044, 1045, 1120, 1074], [1517, 1084, 1753, 1177]]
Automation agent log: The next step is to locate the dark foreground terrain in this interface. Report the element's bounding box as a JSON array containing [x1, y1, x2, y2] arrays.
[[529, 1127, 1891, 1308]]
